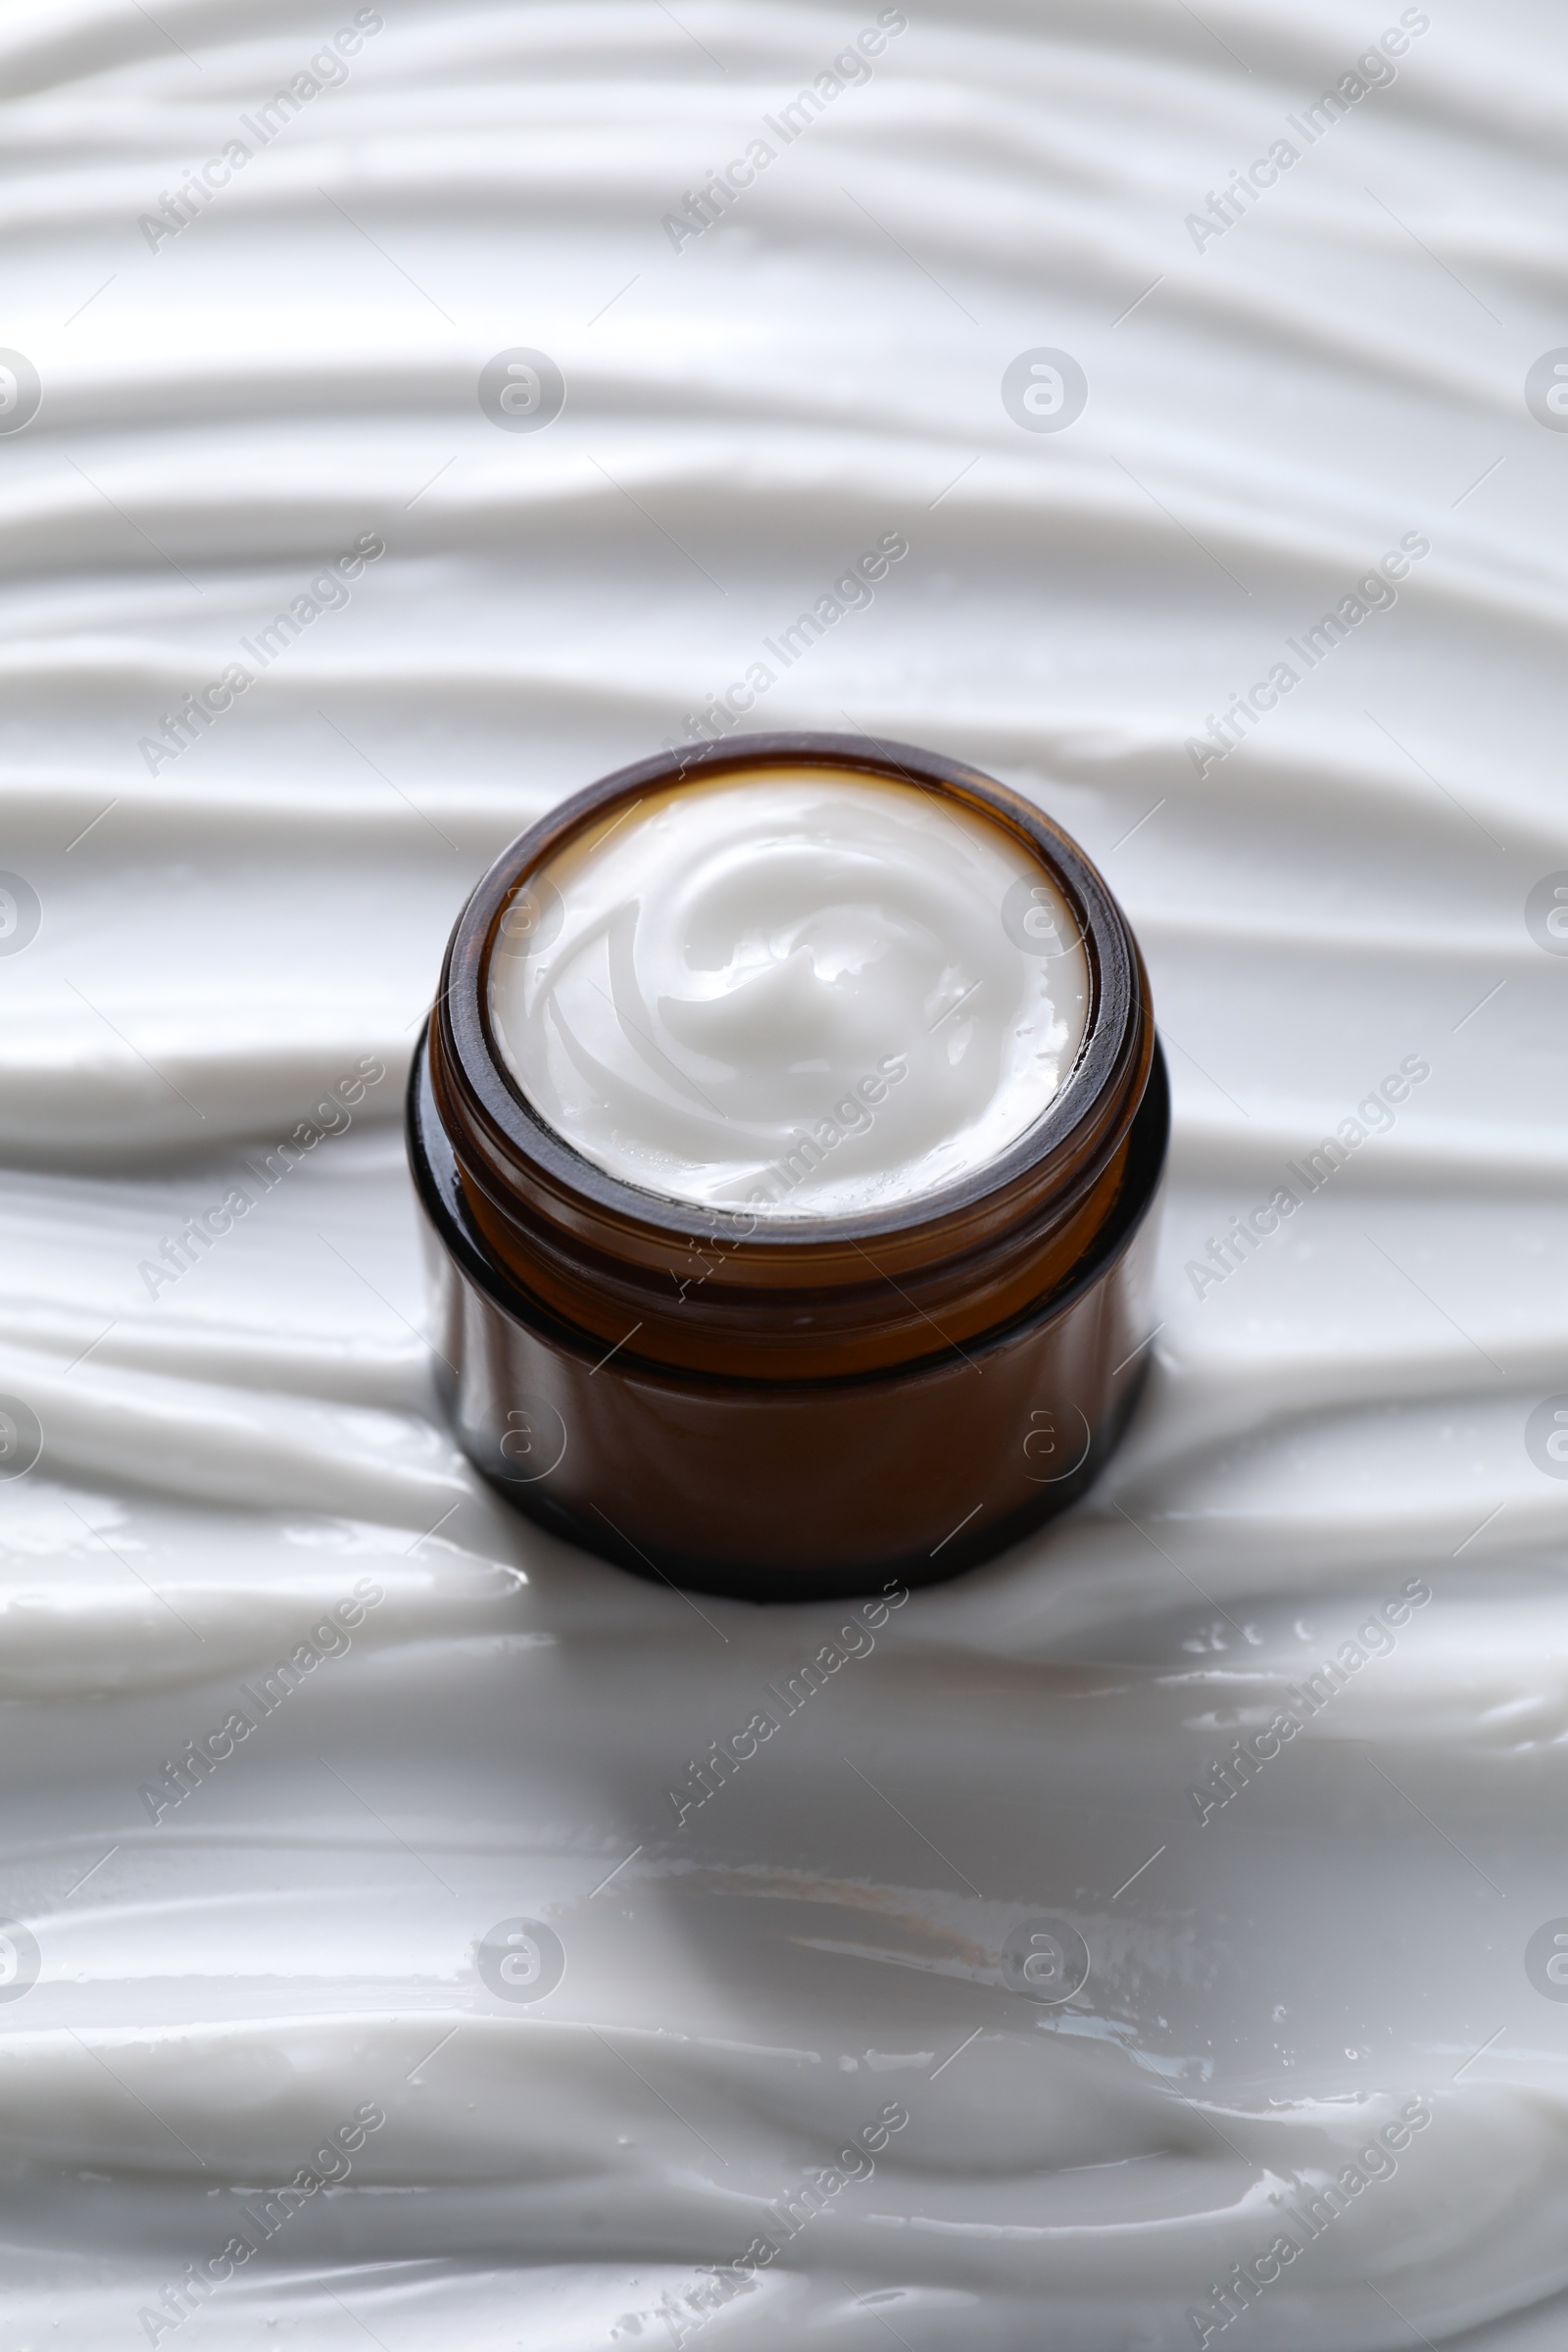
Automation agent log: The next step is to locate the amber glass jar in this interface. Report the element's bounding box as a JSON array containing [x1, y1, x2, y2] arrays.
[[410, 732, 1166, 1601]]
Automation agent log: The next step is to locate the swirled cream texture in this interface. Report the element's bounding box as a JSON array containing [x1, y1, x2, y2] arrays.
[[488, 768, 1089, 1215]]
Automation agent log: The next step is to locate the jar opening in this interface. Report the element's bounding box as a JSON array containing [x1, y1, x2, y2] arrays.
[[485, 761, 1093, 1223], [426, 734, 1152, 1378]]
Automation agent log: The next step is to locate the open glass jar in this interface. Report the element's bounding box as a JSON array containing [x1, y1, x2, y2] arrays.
[[410, 732, 1166, 1601]]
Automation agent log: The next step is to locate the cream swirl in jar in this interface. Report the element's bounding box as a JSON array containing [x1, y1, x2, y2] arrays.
[[487, 763, 1090, 1216]]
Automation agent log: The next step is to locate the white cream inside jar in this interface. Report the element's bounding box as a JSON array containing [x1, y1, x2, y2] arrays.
[[487, 765, 1090, 1217]]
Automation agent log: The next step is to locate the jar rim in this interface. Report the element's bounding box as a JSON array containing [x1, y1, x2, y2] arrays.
[[410, 1020, 1171, 1391], [436, 730, 1146, 1253]]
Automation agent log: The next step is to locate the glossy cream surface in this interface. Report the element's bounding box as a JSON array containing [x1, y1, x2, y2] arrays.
[[487, 768, 1090, 1215], [3, 1, 1568, 2347]]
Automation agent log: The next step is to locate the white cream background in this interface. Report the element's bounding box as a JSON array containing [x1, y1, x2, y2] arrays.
[[2, 1, 1567, 2344]]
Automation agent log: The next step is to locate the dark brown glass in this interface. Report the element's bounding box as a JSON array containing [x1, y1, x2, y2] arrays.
[[409, 732, 1167, 1601]]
